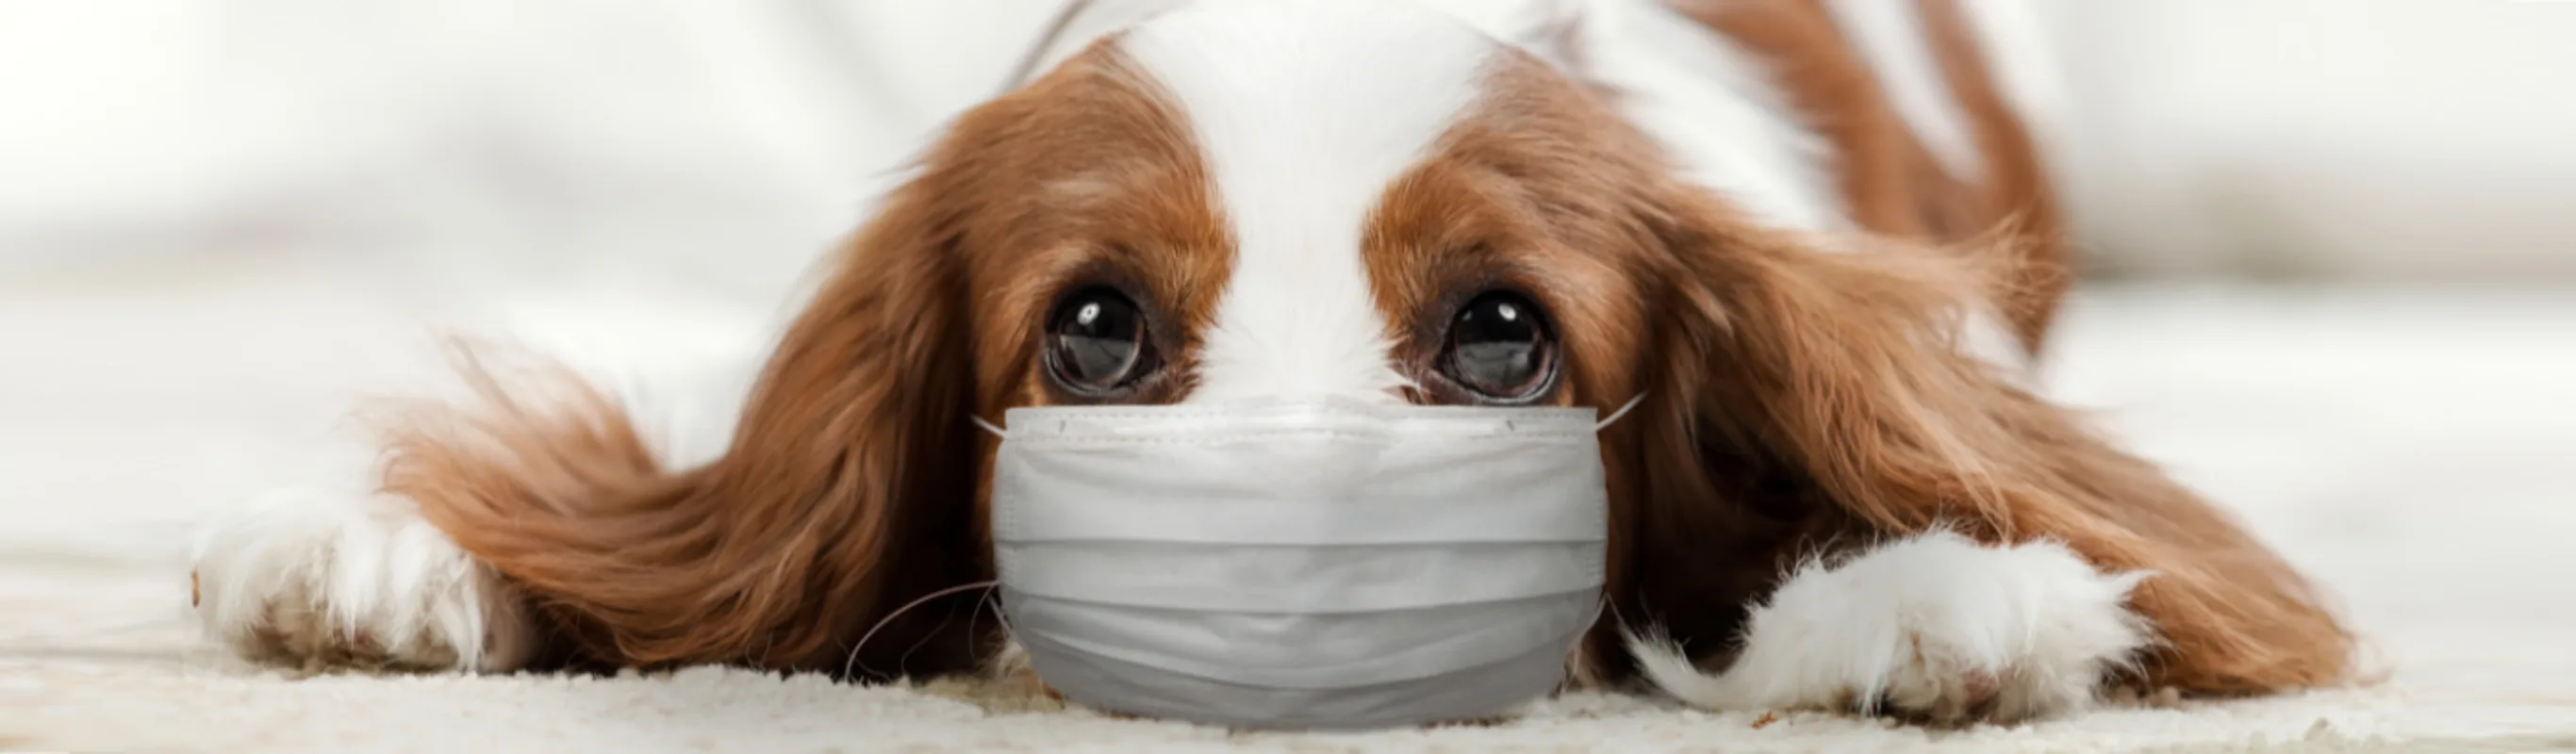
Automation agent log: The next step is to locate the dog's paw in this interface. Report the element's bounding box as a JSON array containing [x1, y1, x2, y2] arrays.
[[1632, 531, 2152, 725], [983, 639, 1064, 700], [190, 484, 533, 673]]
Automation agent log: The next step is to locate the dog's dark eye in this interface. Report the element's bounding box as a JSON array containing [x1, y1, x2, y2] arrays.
[[1441, 291, 1557, 402], [1045, 287, 1151, 394]]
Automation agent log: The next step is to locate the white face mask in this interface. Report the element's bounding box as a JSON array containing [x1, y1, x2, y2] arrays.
[[980, 395, 1637, 729]]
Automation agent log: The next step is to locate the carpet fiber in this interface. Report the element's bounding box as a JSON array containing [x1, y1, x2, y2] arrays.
[[6, 270, 2573, 752]]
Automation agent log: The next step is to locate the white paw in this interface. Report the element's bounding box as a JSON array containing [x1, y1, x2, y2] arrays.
[[190, 483, 534, 673], [1632, 531, 2152, 724]]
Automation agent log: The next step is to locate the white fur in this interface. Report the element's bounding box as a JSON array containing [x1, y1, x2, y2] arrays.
[[191, 479, 534, 672], [1379, 1, 1849, 230], [1547, 0, 1849, 231], [1118, 1, 1494, 402], [1024, 0, 1858, 233], [1627, 531, 2153, 722]]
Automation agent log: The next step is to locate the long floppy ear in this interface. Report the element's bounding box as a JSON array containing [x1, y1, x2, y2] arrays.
[[1627, 192, 2353, 695], [392, 168, 989, 679]]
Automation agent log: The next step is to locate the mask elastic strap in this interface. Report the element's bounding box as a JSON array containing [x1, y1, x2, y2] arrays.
[[842, 579, 1003, 680], [1596, 393, 1647, 431], [999, 0, 1098, 97], [971, 415, 1008, 437]]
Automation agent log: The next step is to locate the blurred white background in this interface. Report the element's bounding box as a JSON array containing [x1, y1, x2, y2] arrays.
[[4, 0, 2572, 294], [6, 5, 2576, 748], [2043, 0, 2576, 280]]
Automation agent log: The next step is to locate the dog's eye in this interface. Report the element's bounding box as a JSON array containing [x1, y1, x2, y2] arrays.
[[1045, 287, 1151, 394], [1441, 291, 1557, 402]]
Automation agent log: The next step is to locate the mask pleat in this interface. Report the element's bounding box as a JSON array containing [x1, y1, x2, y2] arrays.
[[991, 439, 1606, 546], [1023, 626, 1581, 729], [1008, 591, 1598, 689], [996, 540, 1602, 613]]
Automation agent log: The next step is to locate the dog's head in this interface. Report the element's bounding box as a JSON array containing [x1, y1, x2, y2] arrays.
[[404, 1, 2349, 694], [726, 2, 2041, 678]]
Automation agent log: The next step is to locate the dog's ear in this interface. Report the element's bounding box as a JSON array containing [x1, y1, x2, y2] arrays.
[[396, 149, 990, 679], [1621, 189, 2353, 695]]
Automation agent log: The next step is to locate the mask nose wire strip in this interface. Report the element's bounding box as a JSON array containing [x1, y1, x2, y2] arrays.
[[973, 393, 1645, 436], [1595, 393, 1647, 431]]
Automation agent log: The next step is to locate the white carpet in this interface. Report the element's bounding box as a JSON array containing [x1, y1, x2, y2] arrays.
[[5, 269, 2574, 752]]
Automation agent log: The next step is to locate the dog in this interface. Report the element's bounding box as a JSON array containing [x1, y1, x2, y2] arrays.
[[190, 0, 2353, 725]]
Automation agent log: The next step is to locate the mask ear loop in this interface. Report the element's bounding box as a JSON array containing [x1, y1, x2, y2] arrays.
[[1595, 393, 1647, 431], [971, 416, 1008, 437], [842, 580, 1002, 680], [999, 0, 1098, 97]]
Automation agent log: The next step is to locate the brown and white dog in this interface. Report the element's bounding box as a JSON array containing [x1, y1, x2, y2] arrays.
[[189, 0, 2353, 725]]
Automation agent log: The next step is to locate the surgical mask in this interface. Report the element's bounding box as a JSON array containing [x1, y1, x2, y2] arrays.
[[978, 395, 1637, 729]]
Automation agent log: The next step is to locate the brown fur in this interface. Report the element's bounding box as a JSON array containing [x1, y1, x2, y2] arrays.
[[384, 10, 2349, 710], [396, 44, 1226, 679], [1631, 201, 2353, 694], [1370, 51, 2351, 695]]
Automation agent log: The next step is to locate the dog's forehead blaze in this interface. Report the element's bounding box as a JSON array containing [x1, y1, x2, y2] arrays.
[[1111, 4, 1499, 404], [949, 18, 1670, 410]]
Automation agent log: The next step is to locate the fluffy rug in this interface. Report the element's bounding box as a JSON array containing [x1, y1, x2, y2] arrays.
[[6, 268, 2574, 752]]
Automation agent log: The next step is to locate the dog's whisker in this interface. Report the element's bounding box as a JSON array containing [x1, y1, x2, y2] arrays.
[[841, 580, 1000, 680]]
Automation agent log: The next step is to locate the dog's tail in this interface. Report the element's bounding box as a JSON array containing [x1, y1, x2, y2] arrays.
[[1666, 0, 2073, 348]]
